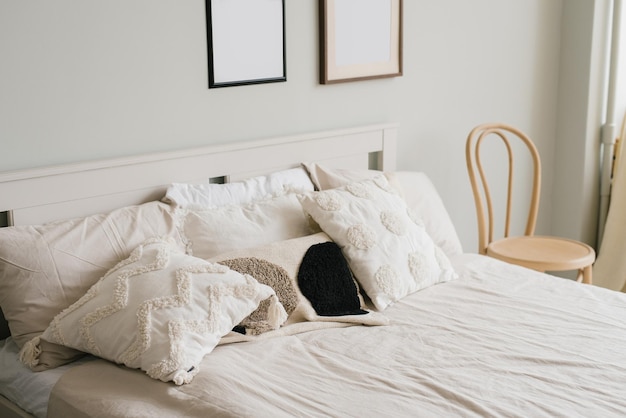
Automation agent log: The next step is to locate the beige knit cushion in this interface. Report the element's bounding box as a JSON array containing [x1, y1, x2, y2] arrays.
[[210, 232, 388, 340]]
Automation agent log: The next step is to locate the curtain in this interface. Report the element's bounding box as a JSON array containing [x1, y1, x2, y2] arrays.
[[594, 133, 626, 291]]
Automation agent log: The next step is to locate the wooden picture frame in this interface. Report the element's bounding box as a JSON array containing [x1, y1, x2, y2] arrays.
[[206, 0, 286, 88], [319, 0, 402, 84]]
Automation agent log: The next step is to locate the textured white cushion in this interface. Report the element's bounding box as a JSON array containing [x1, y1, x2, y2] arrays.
[[164, 167, 314, 208], [179, 194, 317, 259], [0, 201, 184, 369], [22, 237, 284, 385], [299, 175, 458, 311]]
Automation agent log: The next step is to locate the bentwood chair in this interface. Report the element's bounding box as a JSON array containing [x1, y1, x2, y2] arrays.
[[465, 123, 595, 284]]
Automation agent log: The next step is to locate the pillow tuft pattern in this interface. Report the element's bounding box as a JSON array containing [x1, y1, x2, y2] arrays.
[[299, 175, 458, 311], [315, 191, 343, 211], [347, 224, 377, 249], [20, 237, 285, 384], [380, 210, 407, 235]]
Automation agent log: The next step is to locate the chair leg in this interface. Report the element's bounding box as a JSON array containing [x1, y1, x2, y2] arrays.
[[579, 265, 593, 285]]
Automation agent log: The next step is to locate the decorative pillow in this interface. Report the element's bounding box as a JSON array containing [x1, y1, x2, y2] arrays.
[[0, 201, 184, 370], [302, 163, 463, 256], [210, 232, 388, 341], [164, 167, 315, 208], [298, 175, 458, 311], [179, 194, 317, 259], [20, 237, 285, 385]]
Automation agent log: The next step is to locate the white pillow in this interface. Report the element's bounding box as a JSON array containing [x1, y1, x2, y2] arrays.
[[179, 194, 317, 259], [0, 201, 184, 369], [390, 171, 463, 257], [164, 167, 314, 208], [298, 175, 458, 311], [20, 237, 285, 385]]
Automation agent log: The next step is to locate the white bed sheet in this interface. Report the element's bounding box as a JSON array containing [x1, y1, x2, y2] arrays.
[[44, 253, 626, 417], [0, 338, 94, 418]]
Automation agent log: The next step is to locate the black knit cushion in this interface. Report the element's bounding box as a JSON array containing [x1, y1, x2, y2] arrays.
[[298, 242, 367, 316]]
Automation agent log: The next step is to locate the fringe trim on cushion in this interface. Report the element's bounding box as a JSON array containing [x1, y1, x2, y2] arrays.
[[19, 336, 42, 369], [266, 294, 288, 330], [163, 365, 201, 386]]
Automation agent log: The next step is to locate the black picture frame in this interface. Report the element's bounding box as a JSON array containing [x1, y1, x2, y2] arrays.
[[206, 0, 286, 88]]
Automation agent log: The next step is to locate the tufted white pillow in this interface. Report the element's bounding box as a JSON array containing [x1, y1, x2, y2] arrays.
[[20, 237, 285, 385], [298, 175, 458, 311]]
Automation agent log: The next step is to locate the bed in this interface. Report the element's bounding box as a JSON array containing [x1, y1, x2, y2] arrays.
[[1, 123, 626, 418]]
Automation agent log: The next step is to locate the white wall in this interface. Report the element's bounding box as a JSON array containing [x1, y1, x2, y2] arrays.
[[552, 0, 609, 251], [613, 2, 626, 122], [0, 0, 607, 253]]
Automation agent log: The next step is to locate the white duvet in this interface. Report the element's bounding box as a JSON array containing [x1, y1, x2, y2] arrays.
[[38, 253, 626, 418]]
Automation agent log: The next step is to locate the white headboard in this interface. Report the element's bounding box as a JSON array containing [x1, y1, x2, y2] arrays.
[[0, 123, 397, 227]]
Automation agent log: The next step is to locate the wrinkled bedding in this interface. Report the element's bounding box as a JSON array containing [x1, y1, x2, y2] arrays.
[[46, 254, 626, 417]]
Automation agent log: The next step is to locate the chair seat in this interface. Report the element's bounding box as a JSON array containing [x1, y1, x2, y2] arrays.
[[486, 235, 596, 281]]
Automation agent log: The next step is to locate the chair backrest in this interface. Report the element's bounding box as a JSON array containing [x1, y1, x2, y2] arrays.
[[465, 123, 542, 254]]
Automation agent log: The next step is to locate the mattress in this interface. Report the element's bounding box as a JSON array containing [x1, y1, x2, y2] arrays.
[[42, 254, 626, 417]]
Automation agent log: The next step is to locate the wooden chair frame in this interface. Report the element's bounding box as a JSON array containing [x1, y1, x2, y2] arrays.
[[466, 123, 541, 254], [466, 123, 595, 284]]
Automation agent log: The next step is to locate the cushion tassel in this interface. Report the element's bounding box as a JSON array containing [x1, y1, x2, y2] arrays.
[[266, 295, 288, 330], [19, 336, 42, 369]]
